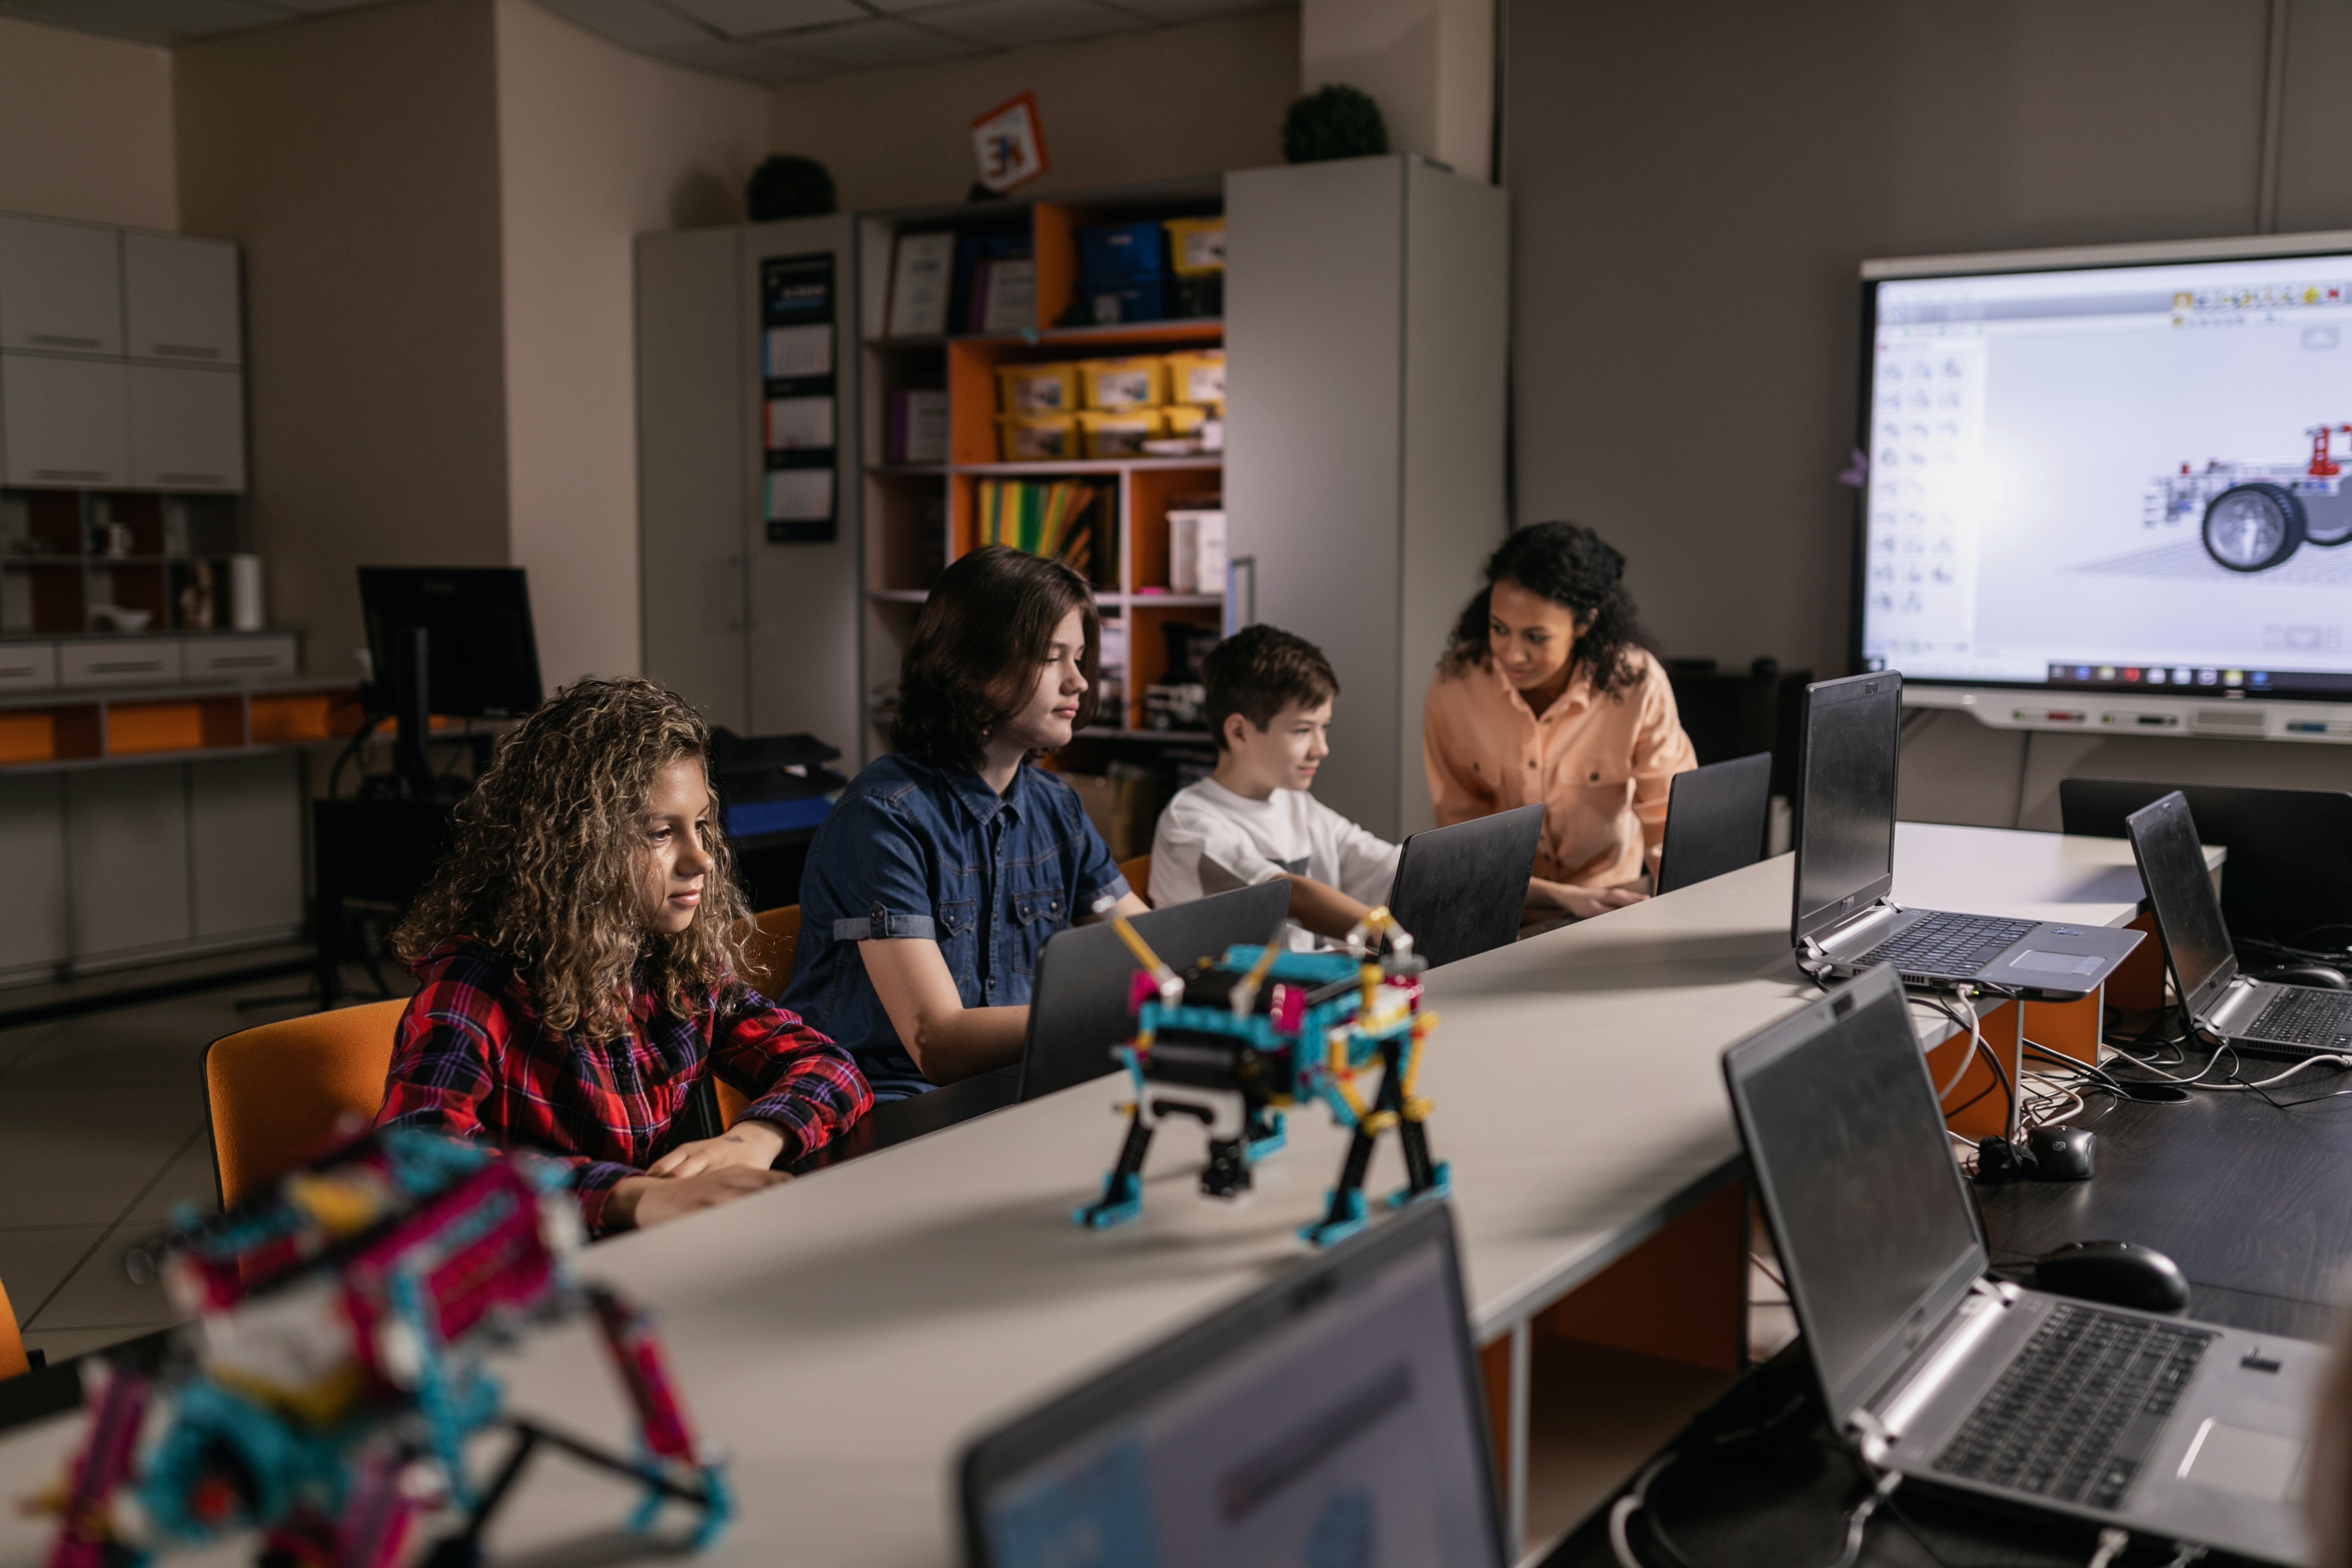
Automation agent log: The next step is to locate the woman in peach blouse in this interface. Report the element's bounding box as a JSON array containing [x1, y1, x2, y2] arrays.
[[1422, 522, 1697, 920]]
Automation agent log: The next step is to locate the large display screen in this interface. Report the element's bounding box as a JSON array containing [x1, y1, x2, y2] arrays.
[[1857, 244, 2352, 698]]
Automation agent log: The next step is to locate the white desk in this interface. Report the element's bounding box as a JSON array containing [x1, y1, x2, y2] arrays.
[[0, 825, 2205, 1568]]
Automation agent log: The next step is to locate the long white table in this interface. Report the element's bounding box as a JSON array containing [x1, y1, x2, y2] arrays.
[[0, 824, 2208, 1568]]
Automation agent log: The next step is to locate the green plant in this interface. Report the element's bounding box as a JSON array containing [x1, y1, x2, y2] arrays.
[[745, 155, 836, 221], [1281, 84, 1388, 164]]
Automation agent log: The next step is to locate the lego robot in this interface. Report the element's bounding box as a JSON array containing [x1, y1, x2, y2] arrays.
[[1073, 906, 1448, 1247], [2147, 422, 2352, 572], [33, 1128, 730, 1568]]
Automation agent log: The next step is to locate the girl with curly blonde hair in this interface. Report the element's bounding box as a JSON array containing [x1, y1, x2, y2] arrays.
[[377, 677, 870, 1234]]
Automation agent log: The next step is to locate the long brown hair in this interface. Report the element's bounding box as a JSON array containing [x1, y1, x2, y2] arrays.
[[892, 545, 1100, 769], [392, 677, 751, 1035]]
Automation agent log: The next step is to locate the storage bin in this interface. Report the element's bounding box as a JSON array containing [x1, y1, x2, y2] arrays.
[[1077, 222, 1166, 287], [995, 362, 1078, 417], [1162, 404, 1210, 437], [1078, 408, 1165, 458], [1162, 350, 1226, 406], [1162, 217, 1226, 277], [1078, 280, 1166, 325], [999, 414, 1080, 462], [1080, 357, 1165, 411]]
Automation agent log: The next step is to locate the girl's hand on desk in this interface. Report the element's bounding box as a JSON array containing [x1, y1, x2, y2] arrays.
[[1526, 877, 1647, 921], [647, 1120, 788, 1178], [608, 1166, 790, 1230]]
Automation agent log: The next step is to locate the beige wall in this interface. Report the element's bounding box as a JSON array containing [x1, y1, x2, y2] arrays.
[[0, 15, 176, 230], [175, 0, 511, 685], [768, 7, 1299, 211], [494, 0, 769, 690], [1300, 0, 1490, 180]]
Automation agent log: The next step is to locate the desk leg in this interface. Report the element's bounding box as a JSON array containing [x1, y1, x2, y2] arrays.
[[1479, 1324, 1531, 1557], [2106, 912, 2164, 1014]]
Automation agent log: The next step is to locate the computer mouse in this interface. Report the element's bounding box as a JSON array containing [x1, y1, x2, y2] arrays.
[[2262, 965, 2350, 990], [2026, 1125, 2094, 1181], [2035, 1241, 2189, 1313]]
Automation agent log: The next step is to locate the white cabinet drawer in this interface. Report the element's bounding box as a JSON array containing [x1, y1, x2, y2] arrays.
[[185, 634, 295, 683], [0, 217, 122, 357], [124, 233, 241, 367], [0, 643, 57, 691], [127, 363, 245, 491], [59, 638, 182, 689], [0, 353, 130, 487]]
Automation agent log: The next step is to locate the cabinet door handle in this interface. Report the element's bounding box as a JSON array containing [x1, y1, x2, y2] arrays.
[[1225, 556, 1255, 635], [28, 334, 101, 349], [157, 474, 227, 486], [34, 469, 107, 482], [153, 344, 222, 359]]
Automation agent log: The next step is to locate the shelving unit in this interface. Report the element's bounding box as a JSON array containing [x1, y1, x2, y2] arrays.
[[0, 488, 250, 635], [856, 180, 1228, 761], [0, 678, 361, 769]]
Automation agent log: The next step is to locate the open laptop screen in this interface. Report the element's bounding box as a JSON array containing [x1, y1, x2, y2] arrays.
[[1793, 674, 1904, 942], [2125, 792, 2236, 1011], [1726, 969, 1986, 1425], [964, 1205, 1501, 1568]]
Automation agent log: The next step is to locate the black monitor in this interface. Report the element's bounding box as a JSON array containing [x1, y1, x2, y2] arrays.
[[357, 567, 541, 720], [1790, 672, 1904, 944], [2123, 791, 2240, 1018]]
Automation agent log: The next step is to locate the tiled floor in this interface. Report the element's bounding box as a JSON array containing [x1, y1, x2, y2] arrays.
[[0, 972, 384, 1363]]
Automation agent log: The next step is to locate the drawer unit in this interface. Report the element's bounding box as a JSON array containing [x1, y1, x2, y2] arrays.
[[59, 637, 183, 689], [0, 642, 57, 692], [185, 633, 296, 683]]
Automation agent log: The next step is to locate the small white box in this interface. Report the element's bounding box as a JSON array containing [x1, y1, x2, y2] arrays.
[[1168, 509, 1227, 595]]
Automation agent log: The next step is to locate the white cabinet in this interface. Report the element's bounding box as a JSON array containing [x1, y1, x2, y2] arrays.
[[124, 233, 242, 367], [0, 216, 122, 357], [185, 633, 296, 683], [191, 752, 301, 938], [66, 763, 193, 962], [0, 774, 67, 982], [0, 353, 130, 487], [128, 364, 245, 490], [59, 638, 184, 688]]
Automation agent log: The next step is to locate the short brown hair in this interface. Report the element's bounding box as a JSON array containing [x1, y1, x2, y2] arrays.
[[892, 545, 1101, 770], [1202, 624, 1338, 751]]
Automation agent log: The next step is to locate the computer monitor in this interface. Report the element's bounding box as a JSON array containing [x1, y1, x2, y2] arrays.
[[2122, 791, 2240, 1018], [1790, 673, 1903, 944], [357, 566, 542, 721], [1858, 234, 2352, 702], [959, 1200, 1504, 1568]]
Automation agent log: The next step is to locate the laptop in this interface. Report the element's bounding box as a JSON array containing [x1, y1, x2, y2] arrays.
[[1726, 966, 2323, 1565], [1656, 751, 1772, 895], [1792, 672, 2140, 999], [958, 1199, 1505, 1568], [2125, 790, 2352, 1059], [1017, 881, 1292, 1101], [2064, 778, 2352, 951], [1387, 803, 1543, 968]]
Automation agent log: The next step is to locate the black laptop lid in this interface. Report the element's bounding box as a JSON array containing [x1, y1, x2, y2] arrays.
[[1389, 804, 1543, 968], [2124, 791, 2238, 1017], [960, 1200, 1504, 1568], [1018, 881, 1291, 1101], [1792, 673, 1903, 945], [1657, 752, 1773, 895], [1722, 966, 1987, 1428]]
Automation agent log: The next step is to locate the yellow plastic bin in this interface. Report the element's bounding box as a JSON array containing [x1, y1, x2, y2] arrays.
[[1078, 408, 1166, 458], [1162, 217, 1226, 277], [996, 362, 1079, 417], [1079, 357, 1165, 411], [1162, 404, 1209, 438], [1162, 350, 1226, 407], [1000, 413, 1081, 462]]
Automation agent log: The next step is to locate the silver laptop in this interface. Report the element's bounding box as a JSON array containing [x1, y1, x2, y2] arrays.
[[1793, 672, 2141, 999], [1725, 966, 2323, 1565], [2127, 789, 2352, 1059]]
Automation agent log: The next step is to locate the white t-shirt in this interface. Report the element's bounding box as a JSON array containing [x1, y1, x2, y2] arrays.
[[1149, 778, 1402, 946]]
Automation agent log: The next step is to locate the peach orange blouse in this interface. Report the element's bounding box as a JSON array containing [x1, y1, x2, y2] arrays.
[[1422, 649, 1697, 890]]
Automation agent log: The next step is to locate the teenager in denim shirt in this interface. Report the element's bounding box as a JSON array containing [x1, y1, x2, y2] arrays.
[[786, 547, 1149, 1100]]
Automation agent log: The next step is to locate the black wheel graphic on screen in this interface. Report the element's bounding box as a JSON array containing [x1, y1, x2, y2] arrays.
[[2201, 482, 2307, 572]]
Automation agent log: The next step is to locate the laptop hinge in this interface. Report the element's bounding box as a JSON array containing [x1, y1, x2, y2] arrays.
[[1855, 1279, 2015, 1463], [1814, 899, 1905, 963]]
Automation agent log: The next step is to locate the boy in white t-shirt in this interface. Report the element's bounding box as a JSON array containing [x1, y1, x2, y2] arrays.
[[1149, 625, 1400, 945]]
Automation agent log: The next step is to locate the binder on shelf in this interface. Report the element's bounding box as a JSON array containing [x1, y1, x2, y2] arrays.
[[887, 390, 949, 465], [1168, 509, 1226, 594], [885, 232, 955, 337], [976, 258, 1036, 334], [975, 478, 1113, 581]]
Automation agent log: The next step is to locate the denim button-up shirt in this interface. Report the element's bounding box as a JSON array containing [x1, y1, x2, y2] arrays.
[[782, 754, 1128, 1101]]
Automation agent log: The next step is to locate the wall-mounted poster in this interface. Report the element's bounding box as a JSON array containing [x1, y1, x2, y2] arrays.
[[761, 252, 837, 543]]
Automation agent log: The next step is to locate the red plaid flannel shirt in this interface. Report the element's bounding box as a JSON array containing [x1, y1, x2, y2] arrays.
[[376, 938, 871, 1234]]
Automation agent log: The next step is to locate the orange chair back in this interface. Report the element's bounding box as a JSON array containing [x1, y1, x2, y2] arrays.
[[719, 904, 803, 1127], [205, 999, 407, 1209], [0, 1273, 27, 1380], [1119, 854, 1152, 907]]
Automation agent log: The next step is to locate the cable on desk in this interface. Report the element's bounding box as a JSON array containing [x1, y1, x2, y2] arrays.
[[2086, 1527, 2129, 1568]]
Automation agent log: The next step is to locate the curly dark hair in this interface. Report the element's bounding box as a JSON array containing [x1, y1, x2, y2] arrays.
[[1202, 625, 1338, 751], [391, 677, 751, 1036], [1441, 521, 1655, 697], [892, 545, 1101, 770]]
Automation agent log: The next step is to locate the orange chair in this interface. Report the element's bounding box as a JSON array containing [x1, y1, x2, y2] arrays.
[[719, 904, 803, 1126], [205, 999, 407, 1209], [1119, 853, 1152, 906], [0, 1272, 28, 1380]]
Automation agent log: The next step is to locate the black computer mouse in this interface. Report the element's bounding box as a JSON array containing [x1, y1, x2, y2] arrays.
[[2261, 965, 2351, 990], [2027, 1125, 2094, 1181], [2035, 1241, 2189, 1313]]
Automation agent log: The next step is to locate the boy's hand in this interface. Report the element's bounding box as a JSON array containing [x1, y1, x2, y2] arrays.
[[608, 1167, 789, 1230], [1526, 877, 1647, 920], [645, 1119, 788, 1179]]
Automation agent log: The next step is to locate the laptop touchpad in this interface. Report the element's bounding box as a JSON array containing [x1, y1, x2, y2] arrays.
[[2010, 951, 2102, 976], [2179, 1419, 2305, 1502]]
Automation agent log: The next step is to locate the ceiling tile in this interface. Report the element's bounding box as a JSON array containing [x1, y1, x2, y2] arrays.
[[264, 0, 396, 14], [669, 0, 860, 37], [1111, 0, 1285, 20], [647, 34, 837, 79], [533, 0, 714, 50], [0, 0, 284, 45], [913, 0, 1141, 49], [779, 17, 981, 66]]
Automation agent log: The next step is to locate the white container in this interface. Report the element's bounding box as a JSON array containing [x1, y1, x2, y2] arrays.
[[1168, 509, 1227, 595], [229, 553, 264, 631]]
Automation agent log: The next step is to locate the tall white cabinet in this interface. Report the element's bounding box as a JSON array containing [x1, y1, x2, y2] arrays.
[[1226, 155, 1512, 841]]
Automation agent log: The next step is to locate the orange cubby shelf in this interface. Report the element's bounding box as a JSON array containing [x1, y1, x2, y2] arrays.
[[1126, 464, 1223, 595], [250, 689, 364, 744], [0, 705, 102, 766], [1126, 602, 1221, 731], [106, 697, 245, 756]]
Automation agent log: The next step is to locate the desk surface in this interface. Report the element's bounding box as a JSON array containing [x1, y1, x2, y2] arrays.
[[0, 824, 2192, 1568]]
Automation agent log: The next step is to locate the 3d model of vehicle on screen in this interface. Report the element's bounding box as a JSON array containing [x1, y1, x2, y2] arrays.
[[2147, 422, 2352, 572], [30, 1128, 730, 1568], [1073, 904, 1449, 1248]]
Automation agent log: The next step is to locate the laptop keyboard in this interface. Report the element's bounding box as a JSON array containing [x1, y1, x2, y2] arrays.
[[1934, 1303, 2213, 1510], [1853, 912, 2037, 978], [2246, 986, 2352, 1048]]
